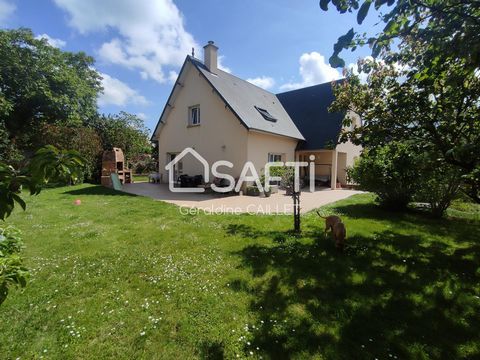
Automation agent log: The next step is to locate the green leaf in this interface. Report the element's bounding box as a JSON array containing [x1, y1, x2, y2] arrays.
[[18, 275, 27, 288], [357, 1, 372, 25], [374, 0, 388, 10], [333, 28, 355, 53], [384, 19, 399, 34], [11, 193, 26, 211], [319, 0, 330, 11], [372, 42, 382, 58], [329, 54, 346, 68]]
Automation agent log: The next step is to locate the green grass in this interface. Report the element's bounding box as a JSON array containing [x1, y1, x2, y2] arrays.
[[448, 199, 480, 221], [133, 174, 149, 182], [1, 184, 479, 359]]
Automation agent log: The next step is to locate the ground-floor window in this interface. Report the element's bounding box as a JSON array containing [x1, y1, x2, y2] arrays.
[[267, 153, 283, 186], [268, 153, 283, 163], [166, 153, 182, 181]]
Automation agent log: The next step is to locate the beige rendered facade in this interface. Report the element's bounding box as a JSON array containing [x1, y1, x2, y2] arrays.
[[154, 60, 300, 184]]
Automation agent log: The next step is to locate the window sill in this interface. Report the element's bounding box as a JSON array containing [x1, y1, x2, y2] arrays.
[[187, 124, 201, 128]]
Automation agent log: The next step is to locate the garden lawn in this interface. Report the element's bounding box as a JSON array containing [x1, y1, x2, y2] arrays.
[[0, 184, 479, 359], [133, 174, 149, 183]]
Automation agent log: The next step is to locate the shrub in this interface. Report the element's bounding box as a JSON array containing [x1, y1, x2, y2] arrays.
[[0, 226, 28, 306], [415, 155, 463, 218], [347, 143, 419, 210], [269, 166, 295, 189]]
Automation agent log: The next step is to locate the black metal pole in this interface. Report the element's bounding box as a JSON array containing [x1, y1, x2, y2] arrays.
[[292, 191, 301, 233]]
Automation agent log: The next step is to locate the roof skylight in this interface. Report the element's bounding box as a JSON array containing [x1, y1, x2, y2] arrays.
[[254, 106, 277, 122]]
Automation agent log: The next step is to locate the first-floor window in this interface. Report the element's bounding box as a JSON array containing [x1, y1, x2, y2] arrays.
[[268, 153, 282, 162], [189, 105, 200, 126]]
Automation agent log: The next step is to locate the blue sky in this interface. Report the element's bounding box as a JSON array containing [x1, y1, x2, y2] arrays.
[[0, 0, 378, 134]]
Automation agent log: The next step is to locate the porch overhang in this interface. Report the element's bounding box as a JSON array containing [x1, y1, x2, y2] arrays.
[[295, 149, 344, 190]]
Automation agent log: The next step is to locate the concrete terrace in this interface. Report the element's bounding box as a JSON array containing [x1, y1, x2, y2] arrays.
[[121, 183, 362, 214]]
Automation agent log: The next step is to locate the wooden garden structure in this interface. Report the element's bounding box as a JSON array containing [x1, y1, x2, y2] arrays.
[[101, 148, 132, 187]]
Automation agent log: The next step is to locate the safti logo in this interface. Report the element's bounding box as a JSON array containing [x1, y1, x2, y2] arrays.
[[165, 148, 209, 193], [165, 147, 317, 193]]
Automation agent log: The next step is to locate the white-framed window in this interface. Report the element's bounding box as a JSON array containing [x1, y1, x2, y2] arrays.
[[268, 153, 283, 162], [188, 105, 200, 126]]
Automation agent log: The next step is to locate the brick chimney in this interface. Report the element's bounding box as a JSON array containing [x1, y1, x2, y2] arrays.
[[203, 41, 218, 73]]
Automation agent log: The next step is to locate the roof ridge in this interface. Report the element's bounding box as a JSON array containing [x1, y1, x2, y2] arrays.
[[276, 78, 344, 96], [188, 55, 277, 96]]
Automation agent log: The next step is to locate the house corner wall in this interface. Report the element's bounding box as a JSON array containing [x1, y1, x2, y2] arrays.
[[335, 111, 363, 184], [246, 131, 298, 176]]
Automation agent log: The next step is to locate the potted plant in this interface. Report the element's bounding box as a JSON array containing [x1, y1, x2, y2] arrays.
[[246, 186, 260, 196], [280, 167, 295, 194]]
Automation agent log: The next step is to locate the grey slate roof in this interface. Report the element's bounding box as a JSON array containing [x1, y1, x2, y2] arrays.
[[189, 57, 305, 140], [277, 81, 345, 150]]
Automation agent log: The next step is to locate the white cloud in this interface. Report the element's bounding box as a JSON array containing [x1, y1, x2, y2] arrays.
[[54, 0, 198, 83], [217, 55, 231, 73], [35, 34, 66, 48], [136, 112, 147, 120], [347, 62, 369, 84], [168, 70, 178, 84], [246, 76, 275, 90], [98, 73, 148, 107], [280, 52, 341, 91], [0, 0, 15, 24]]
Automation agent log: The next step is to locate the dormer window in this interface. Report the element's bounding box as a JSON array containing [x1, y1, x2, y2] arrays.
[[255, 106, 277, 122], [188, 105, 200, 126]]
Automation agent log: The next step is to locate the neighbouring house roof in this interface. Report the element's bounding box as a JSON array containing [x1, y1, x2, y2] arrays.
[[276, 81, 345, 151], [151, 56, 304, 141]]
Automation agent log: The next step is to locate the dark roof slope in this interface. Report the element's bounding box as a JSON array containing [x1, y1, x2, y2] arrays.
[[189, 57, 304, 140], [277, 81, 344, 150]]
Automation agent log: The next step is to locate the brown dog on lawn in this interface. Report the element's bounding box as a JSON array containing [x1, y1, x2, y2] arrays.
[[332, 222, 346, 251], [316, 211, 346, 251], [316, 211, 341, 234]]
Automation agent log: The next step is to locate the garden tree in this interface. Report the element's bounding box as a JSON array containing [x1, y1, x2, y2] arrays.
[[0, 28, 102, 161], [0, 122, 22, 164], [129, 153, 157, 174], [274, 166, 302, 232], [331, 59, 480, 203], [86, 112, 152, 165], [36, 124, 103, 181], [0, 145, 84, 305], [321, 0, 480, 203], [320, 0, 480, 70]]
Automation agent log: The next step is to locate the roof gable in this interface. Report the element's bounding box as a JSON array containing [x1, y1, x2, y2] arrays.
[[277, 81, 345, 150], [151, 57, 192, 140]]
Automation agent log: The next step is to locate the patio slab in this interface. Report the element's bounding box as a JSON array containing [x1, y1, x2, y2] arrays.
[[122, 183, 362, 214]]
